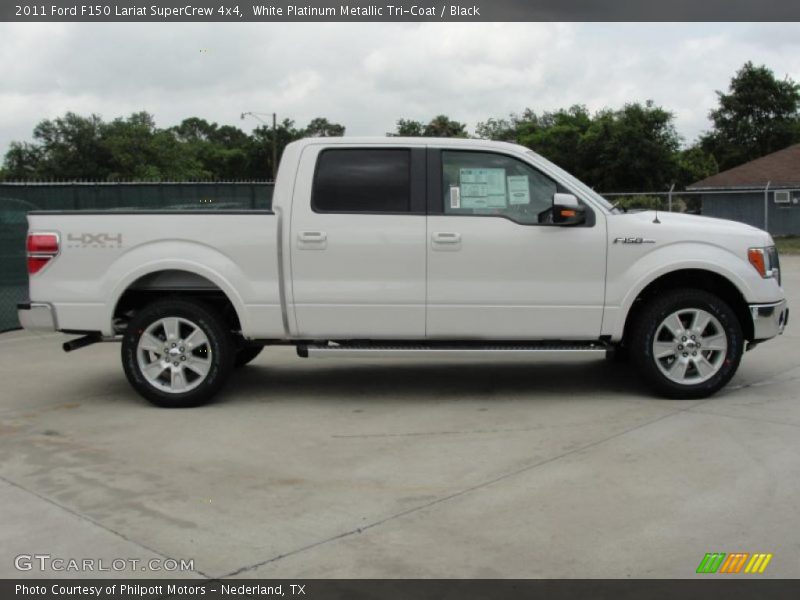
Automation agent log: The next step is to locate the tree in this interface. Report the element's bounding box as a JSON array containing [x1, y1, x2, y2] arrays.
[[389, 116, 467, 137], [518, 106, 592, 176], [701, 62, 800, 170], [3, 142, 42, 180], [475, 117, 517, 141], [390, 119, 425, 136], [170, 117, 219, 143], [245, 118, 304, 180], [423, 115, 468, 137], [303, 117, 345, 137], [477, 106, 592, 175], [170, 118, 250, 180], [101, 112, 206, 180], [477, 103, 677, 191], [243, 117, 343, 179], [2, 112, 352, 181], [676, 145, 718, 188], [576, 101, 680, 192], [1, 111, 211, 181], [9, 112, 111, 180]]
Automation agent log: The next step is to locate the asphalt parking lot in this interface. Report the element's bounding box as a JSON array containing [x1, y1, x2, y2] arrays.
[[1, 257, 798, 580]]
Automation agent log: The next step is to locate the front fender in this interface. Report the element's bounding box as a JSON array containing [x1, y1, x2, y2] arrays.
[[603, 241, 766, 340]]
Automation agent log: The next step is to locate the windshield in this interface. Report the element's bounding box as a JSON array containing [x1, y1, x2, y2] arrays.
[[524, 151, 618, 213]]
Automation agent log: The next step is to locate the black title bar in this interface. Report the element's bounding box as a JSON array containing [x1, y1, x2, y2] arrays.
[[4, 0, 800, 22], [5, 579, 800, 600]]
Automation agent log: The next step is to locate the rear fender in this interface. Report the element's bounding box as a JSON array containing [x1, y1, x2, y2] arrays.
[[105, 241, 248, 336]]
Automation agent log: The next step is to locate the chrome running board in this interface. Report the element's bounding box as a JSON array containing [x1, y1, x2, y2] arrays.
[[297, 341, 609, 361]]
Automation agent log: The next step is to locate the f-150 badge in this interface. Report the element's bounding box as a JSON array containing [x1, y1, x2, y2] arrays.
[[613, 237, 656, 244]]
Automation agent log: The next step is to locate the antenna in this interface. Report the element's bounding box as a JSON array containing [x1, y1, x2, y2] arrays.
[[653, 187, 668, 224]]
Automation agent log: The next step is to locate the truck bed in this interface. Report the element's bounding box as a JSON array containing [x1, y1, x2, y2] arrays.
[[25, 210, 285, 338]]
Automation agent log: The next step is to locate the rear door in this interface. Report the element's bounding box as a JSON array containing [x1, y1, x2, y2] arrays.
[[289, 144, 427, 338]]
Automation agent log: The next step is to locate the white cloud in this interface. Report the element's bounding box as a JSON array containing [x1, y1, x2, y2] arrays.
[[1, 22, 800, 156]]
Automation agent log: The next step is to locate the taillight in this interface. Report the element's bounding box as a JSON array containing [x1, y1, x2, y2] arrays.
[[26, 232, 60, 275]]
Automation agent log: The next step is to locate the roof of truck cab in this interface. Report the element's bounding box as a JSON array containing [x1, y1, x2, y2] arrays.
[[287, 137, 528, 152]]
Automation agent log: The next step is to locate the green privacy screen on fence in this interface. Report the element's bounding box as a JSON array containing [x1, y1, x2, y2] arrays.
[[0, 182, 274, 332]]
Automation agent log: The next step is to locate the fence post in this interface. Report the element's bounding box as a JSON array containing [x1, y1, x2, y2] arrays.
[[668, 183, 675, 212], [764, 181, 771, 232]]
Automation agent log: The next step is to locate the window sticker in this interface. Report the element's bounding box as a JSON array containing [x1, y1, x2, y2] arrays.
[[450, 185, 461, 209], [507, 175, 531, 205], [459, 168, 507, 209]]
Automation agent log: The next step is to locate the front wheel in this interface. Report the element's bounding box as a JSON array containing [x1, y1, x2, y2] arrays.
[[630, 289, 744, 399], [122, 298, 235, 407]]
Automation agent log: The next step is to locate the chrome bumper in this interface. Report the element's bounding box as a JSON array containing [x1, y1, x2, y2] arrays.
[[750, 300, 788, 341], [17, 303, 58, 332]]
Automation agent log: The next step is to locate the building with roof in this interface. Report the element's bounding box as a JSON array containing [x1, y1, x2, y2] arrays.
[[688, 144, 800, 236]]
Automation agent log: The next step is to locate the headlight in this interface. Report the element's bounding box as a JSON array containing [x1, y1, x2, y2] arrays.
[[748, 246, 781, 284]]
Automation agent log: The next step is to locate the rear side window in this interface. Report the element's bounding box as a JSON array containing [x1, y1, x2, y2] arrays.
[[312, 149, 411, 213]]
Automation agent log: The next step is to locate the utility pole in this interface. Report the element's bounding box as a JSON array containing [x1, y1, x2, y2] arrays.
[[241, 111, 278, 181], [272, 112, 277, 182]]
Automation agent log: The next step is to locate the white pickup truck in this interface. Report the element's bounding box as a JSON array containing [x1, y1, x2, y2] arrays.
[[18, 137, 788, 407]]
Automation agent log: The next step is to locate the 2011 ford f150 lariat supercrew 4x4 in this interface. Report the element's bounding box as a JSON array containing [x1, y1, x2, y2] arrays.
[[18, 137, 788, 407]]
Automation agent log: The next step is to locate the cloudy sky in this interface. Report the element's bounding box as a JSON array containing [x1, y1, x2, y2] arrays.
[[1, 22, 799, 156]]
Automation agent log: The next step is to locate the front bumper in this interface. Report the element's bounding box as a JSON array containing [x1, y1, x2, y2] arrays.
[[750, 299, 789, 341], [17, 303, 58, 332]]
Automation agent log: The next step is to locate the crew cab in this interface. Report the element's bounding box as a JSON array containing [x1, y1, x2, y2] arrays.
[[18, 137, 788, 407]]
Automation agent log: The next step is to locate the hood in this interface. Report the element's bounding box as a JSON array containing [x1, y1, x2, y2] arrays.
[[608, 210, 772, 251]]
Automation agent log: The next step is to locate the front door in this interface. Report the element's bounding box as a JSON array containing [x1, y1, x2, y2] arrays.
[[426, 149, 607, 339]]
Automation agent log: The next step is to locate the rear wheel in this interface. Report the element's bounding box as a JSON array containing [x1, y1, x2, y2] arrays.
[[122, 298, 235, 407], [630, 289, 743, 399]]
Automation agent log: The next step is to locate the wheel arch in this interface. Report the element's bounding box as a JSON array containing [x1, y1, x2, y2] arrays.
[[621, 269, 753, 344], [111, 267, 244, 335]]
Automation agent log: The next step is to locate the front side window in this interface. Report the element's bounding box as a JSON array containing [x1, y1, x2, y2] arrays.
[[312, 149, 411, 213], [442, 151, 563, 225]]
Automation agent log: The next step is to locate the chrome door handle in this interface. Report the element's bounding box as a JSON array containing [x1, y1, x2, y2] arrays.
[[299, 231, 327, 242], [297, 231, 328, 250], [431, 231, 462, 252], [432, 232, 461, 243]]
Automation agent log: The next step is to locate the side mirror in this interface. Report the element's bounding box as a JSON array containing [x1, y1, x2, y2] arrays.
[[552, 193, 585, 226]]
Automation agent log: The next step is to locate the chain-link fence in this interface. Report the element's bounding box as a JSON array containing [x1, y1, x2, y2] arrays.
[[599, 191, 702, 214], [0, 181, 273, 333]]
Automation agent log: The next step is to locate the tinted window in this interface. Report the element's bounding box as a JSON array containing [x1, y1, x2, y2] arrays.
[[312, 149, 411, 213], [442, 151, 563, 225]]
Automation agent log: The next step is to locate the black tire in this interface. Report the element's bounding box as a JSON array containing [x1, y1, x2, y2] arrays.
[[122, 297, 235, 407], [235, 345, 264, 368], [607, 344, 630, 363], [630, 288, 744, 399]]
